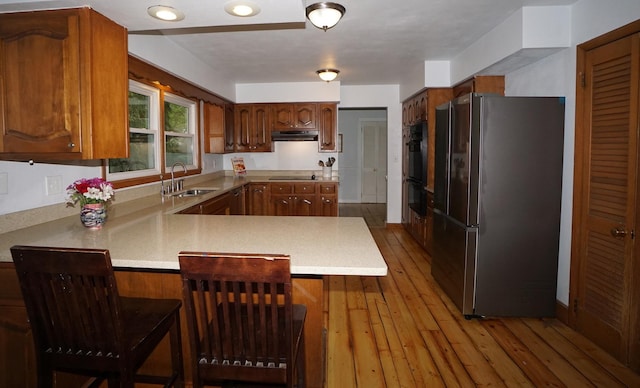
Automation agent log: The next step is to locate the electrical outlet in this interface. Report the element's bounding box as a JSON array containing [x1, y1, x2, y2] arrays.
[[45, 175, 63, 196]]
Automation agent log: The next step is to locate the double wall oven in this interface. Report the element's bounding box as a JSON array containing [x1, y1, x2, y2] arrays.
[[406, 121, 427, 216]]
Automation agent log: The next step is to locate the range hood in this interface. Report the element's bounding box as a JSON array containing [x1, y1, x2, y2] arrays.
[[271, 130, 318, 141]]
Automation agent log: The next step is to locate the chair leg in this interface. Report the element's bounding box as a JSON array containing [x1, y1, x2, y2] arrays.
[[296, 328, 306, 388], [169, 312, 185, 387], [36, 364, 53, 388]]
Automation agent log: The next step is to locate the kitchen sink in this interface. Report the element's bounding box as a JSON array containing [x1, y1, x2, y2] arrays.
[[169, 188, 218, 197]]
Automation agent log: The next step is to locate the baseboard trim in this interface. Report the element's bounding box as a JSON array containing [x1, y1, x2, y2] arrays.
[[555, 300, 569, 324]]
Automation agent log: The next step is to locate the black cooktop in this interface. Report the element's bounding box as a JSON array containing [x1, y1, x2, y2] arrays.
[[269, 176, 315, 180]]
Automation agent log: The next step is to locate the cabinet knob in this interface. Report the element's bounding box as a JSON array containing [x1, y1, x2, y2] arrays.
[[68, 142, 75, 148]]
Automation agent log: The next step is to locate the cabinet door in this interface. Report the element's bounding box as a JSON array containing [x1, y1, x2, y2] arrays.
[[294, 195, 316, 216], [318, 103, 337, 152], [235, 105, 252, 152], [247, 183, 269, 215], [230, 187, 245, 215], [203, 102, 225, 154], [0, 11, 81, 155], [317, 195, 338, 216], [272, 104, 295, 130], [201, 193, 231, 215], [294, 104, 316, 129], [0, 8, 128, 160], [224, 103, 235, 152], [270, 194, 294, 216], [253, 105, 271, 152]]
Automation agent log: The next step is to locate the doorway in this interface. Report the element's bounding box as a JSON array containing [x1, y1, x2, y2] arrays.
[[570, 20, 640, 372], [361, 119, 387, 203], [337, 109, 388, 212]]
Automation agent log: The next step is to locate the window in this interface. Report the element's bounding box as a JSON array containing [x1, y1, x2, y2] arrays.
[[164, 93, 197, 168], [108, 80, 199, 184], [108, 80, 161, 179]]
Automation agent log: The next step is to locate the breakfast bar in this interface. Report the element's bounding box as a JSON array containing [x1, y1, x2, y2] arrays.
[[0, 190, 387, 387]]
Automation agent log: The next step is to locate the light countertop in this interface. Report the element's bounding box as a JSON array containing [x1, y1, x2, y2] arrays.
[[0, 174, 387, 276]]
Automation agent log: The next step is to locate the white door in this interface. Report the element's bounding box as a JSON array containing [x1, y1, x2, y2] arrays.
[[361, 120, 387, 203]]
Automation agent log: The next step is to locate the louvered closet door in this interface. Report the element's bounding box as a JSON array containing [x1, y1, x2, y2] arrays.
[[573, 32, 640, 368]]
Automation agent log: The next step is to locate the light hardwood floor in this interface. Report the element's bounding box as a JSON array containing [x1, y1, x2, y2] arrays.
[[330, 204, 640, 387]]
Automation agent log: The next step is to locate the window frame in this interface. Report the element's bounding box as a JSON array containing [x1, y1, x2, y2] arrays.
[[107, 74, 202, 189], [163, 91, 199, 170], [107, 80, 162, 181]]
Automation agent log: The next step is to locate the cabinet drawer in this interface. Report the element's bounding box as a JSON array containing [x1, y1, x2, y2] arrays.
[[294, 183, 316, 194], [270, 183, 293, 193], [319, 183, 337, 194]]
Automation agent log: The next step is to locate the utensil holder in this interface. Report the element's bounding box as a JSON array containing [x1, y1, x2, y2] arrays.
[[322, 166, 332, 178]]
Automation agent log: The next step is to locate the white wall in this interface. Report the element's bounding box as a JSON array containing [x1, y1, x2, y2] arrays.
[[504, 0, 640, 305]]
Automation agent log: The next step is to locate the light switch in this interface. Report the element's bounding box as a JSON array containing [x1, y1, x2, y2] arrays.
[[0, 172, 7, 194], [46, 175, 63, 196]]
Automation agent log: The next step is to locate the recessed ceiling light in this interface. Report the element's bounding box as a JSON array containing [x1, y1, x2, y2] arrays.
[[147, 5, 185, 21], [225, 1, 261, 17]]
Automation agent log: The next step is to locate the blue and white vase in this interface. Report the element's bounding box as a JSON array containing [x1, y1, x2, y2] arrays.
[[80, 203, 106, 229]]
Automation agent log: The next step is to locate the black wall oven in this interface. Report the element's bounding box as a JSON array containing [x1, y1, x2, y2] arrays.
[[407, 121, 428, 216], [407, 121, 427, 183]]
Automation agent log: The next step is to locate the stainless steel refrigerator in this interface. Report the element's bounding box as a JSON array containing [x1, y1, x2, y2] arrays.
[[432, 93, 565, 318]]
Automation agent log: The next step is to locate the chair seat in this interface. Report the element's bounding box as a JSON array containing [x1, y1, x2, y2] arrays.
[[120, 297, 183, 367]]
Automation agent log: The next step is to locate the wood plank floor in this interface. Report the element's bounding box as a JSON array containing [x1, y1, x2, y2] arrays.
[[330, 204, 640, 387]]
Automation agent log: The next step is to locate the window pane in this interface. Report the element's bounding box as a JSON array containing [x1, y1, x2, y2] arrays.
[[165, 135, 193, 166], [108, 133, 156, 173], [129, 91, 150, 129], [164, 101, 189, 133]]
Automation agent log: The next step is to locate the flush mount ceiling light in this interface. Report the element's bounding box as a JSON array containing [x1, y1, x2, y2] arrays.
[[147, 5, 185, 21], [225, 0, 261, 17], [317, 69, 340, 82], [306, 2, 345, 31]]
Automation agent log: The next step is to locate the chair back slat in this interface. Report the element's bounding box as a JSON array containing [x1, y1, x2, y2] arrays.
[[11, 246, 125, 358], [179, 252, 294, 381]]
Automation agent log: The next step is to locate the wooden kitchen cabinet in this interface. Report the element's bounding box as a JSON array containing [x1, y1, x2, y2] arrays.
[[224, 103, 235, 152], [229, 186, 245, 215], [452, 75, 505, 98], [235, 104, 271, 152], [272, 103, 316, 130], [246, 183, 270, 215], [318, 103, 338, 152], [317, 182, 338, 216], [178, 192, 231, 215], [269, 182, 318, 216], [0, 8, 129, 161], [203, 101, 225, 154]]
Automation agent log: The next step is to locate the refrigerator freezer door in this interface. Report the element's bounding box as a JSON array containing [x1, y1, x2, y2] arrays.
[[432, 210, 478, 316], [433, 102, 451, 214]]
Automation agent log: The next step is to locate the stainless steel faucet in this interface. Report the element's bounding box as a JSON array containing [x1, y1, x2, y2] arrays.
[[170, 161, 187, 193]]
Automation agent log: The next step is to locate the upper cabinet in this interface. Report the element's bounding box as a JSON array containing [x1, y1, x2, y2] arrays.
[[272, 103, 317, 130], [203, 102, 225, 154], [452, 75, 505, 98], [0, 8, 128, 161], [317, 103, 338, 152], [235, 104, 272, 152], [203, 101, 235, 154]]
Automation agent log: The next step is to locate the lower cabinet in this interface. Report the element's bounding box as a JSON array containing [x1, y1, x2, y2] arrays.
[[178, 192, 231, 215], [181, 182, 338, 217], [247, 183, 270, 215], [404, 192, 434, 255]]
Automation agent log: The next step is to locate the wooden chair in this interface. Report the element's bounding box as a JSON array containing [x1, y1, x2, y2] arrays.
[[10, 245, 184, 388], [178, 252, 306, 388]]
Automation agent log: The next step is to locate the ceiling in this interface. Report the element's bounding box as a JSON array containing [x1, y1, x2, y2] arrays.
[[0, 0, 577, 85]]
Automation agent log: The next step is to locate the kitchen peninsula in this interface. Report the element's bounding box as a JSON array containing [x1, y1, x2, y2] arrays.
[[0, 174, 387, 387]]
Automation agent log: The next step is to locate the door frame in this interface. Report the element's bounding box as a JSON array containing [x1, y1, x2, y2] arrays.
[[570, 19, 640, 371]]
